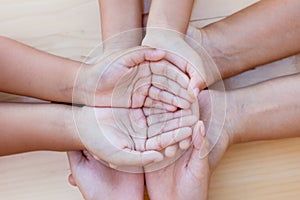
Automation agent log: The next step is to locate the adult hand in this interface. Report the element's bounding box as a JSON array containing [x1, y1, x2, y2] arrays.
[[145, 121, 210, 200], [67, 150, 144, 200], [145, 89, 233, 200], [73, 47, 195, 110]]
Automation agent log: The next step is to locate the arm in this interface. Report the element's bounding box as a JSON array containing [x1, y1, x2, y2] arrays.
[[194, 0, 300, 81], [99, 0, 143, 54], [229, 73, 300, 143], [0, 36, 84, 104], [0, 103, 83, 155], [146, 0, 194, 34]]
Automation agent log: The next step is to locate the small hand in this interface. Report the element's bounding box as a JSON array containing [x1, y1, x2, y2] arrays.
[[67, 150, 144, 200], [142, 28, 217, 95], [74, 47, 195, 110], [73, 106, 198, 168]]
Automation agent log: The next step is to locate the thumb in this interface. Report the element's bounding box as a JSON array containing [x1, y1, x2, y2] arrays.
[[119, 47, 166, 67], [188, 131, 210, 178], [67, 151, 85, 167]]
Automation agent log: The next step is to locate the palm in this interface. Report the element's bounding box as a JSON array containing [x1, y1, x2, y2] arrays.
[[145, 146, 210, 200], [74, 106, 198, 168]]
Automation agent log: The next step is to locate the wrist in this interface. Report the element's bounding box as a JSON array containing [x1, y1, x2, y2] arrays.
[[62, 105, 85, 150], [103, 29, 143, 56], [225, 89, 250, 145], [201, 23, 248, 80]]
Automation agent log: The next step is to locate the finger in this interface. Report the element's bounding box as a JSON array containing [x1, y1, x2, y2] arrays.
[[143, 107, 168, 116], [193, 121, 205, 149], [151, 75, 195, 102], [68, 174, 77, 187], [150, 60, 190, 89], [67, 151, 84, 166], [148, 115, 198, 137], [146, 109, 192, 126], [164, 144, 179, 158], [148, 86, 191, 109], [187, 66, 206, 92], [187, 136, 210, 180], [109, 149, 163, 167], [119, 48, 166, 67], [179, 138, 192, 150], [144, 97, 177, 111], [146, 127, 192, 150]]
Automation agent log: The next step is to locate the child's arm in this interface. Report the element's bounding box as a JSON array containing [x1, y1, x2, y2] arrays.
[[99, 0, 143, 54], [0, 36, 83, 104], [146, 0, 194, 35], [0, 103, 83, 156]]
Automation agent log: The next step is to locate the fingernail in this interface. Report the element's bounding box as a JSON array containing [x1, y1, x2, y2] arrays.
[[193, 88, 199, 97], [200, 121, 206, 136]]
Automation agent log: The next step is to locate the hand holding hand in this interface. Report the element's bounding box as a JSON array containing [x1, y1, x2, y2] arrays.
[[73, 47, 196, 110], [73, 106, 199, 169]]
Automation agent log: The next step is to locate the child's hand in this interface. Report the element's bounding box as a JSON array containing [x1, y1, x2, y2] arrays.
[[73, 106, 198, 168], [142, 28, 217, 96], [73, 47, 196, 110]]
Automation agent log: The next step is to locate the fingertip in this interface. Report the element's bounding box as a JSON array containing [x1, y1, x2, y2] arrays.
[[164, 145, 178, 158], [146, 49, 166, 61], [146, 151, 164, 163], [109, 163, 118, 169], [199, 121, 206, 136], [68, 174, 77, 187], [179, 138, 192, 150]]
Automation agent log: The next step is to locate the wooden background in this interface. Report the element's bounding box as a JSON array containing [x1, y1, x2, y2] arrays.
[[0, 0, 300, 199]]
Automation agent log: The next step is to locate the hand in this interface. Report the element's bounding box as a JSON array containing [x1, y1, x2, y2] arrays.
[[145, 122, 210, 200], [142, 28, 221, 96], [67, 150, 144, 200], [145, 89, 234, 200], [73, 47, 196, 110], [73, 106, 198, 168]]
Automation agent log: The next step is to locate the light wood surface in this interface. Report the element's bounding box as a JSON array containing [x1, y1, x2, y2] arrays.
[[0, 0, 300, 199]]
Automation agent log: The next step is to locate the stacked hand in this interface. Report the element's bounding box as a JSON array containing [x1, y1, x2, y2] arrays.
[[72, 47, 202, 167], [68, 46, 208, 199]]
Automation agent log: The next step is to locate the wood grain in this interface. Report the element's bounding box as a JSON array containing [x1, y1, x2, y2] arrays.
[[0, 0, 299, 199]]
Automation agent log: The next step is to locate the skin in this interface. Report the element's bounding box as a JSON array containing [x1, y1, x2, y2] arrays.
[[99, 0, 142, 54], [67, 150, 144, 200], [75, 106, 199, 167], [0, 37, 200, 166], [0, 36, 192, 109], [187, 0, 300, 82], [67, 74, 300, 200], [144, 73, 300, 200]]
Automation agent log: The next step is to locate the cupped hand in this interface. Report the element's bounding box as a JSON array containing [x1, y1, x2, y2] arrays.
[[73, 105, 199, 169], [73, 47, 196, 110], [142, 28, 221, 96], [67, 150, 144, 200], [145, 89, 234, 200], [145, 121, 210, 200]]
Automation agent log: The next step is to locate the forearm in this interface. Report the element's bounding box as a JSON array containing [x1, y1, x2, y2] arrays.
[[229, 73, 300, 144], [0, 103, 84, 156], [202, 0, 300, 80], [99, 0, 143, 53], [146, 0, 194, 34], [0, 36, 83, 103]]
